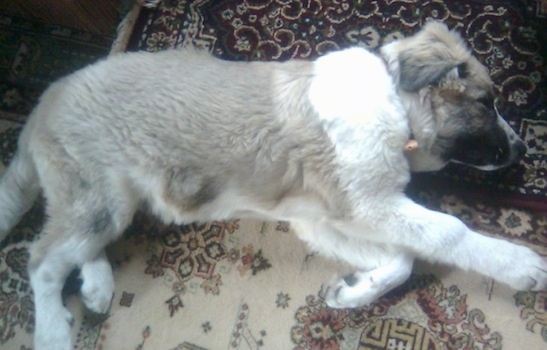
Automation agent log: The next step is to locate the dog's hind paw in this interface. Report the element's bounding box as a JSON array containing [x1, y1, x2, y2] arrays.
[[80, 254, 115, 314], [81, 282, 114, 314], [34, 306, 74, 350]]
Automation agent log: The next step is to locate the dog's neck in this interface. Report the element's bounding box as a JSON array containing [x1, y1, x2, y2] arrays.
[[399, 90, 448, 171], [377, 51, 420, 155], [378, 48, 447, 171]]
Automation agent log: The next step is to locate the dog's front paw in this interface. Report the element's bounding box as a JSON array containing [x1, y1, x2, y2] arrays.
[[324, 272, 382, 309], [516, 253, 547, 291], [498, 245, 547, 291]]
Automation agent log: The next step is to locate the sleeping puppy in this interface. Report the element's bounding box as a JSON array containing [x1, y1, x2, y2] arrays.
[[0, 21, 543, 350]]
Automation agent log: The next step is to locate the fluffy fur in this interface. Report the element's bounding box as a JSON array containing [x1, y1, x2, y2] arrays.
[[0, 22, 544, 350]]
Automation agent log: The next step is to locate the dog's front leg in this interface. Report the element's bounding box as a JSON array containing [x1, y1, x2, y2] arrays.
[[292, 220, 415, 308], [324, 253, 414, 308], [451, 227, 547, 291], [337, 197, 547, 293]]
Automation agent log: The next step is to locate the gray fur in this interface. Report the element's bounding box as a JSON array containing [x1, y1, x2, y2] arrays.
[[88, 208, 112, 235]]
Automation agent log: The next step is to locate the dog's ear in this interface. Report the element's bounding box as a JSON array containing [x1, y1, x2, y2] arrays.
[[384, 22, 471, 92], [398, 53, 461, 92]]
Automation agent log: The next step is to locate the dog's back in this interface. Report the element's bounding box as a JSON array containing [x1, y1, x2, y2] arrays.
[[1, 46, 415, 242], [2, 49, 343, 234]]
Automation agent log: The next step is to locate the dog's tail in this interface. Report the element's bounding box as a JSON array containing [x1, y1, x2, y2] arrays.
[[0, 138, 40, 241]]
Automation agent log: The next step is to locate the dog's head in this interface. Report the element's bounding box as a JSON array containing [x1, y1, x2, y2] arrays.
[[381, 21, 526, 172]]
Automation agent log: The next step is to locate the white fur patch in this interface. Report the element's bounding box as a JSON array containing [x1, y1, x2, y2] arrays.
[[309, 47, 395, 125], [81, 252, 114, 314]]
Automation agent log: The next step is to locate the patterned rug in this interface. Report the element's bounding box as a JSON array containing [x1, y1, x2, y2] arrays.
[[0, 13, 114, 117], [1, 1, 547, 349]]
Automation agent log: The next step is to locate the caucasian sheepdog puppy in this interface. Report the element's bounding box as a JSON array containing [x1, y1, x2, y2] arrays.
[[0, 22, 543, 349]]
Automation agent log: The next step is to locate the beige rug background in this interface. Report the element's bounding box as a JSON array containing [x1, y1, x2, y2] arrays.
[[2, 195, 546, 349]]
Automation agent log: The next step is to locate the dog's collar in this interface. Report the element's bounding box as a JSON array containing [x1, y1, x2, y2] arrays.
[[377, 51, 419, 154], [404, 138, 419, 153]]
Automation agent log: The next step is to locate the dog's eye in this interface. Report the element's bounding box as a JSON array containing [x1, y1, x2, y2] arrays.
[[478, 96, 495, 108], [457, 63, 468, 78]]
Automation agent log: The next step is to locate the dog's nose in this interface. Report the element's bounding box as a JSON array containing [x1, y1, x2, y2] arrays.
[[513, 140, 527, 161]]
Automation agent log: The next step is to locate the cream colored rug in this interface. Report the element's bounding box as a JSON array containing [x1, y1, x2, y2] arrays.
[[1, 189, 546, 349]]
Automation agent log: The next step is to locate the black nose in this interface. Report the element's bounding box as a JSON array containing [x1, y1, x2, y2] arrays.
[[514, 140, 527, 161]]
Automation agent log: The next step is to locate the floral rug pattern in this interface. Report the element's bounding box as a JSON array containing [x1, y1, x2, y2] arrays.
[[0, 13, 113, 116], [1, 196, 546, 349], [292, 274, 502, 350], [1, 1, 547, 349]]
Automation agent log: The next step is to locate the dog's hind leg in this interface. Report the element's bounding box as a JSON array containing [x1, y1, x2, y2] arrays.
[[0, 150, 40, 241], [29, 219, 112, 350], [29, 191, 135, 350], [80, 250, 114, 314]]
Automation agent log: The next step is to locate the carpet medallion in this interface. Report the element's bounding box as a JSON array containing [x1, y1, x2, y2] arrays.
[[291, 274, 502, 350], [0, 1, 546, 349]]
